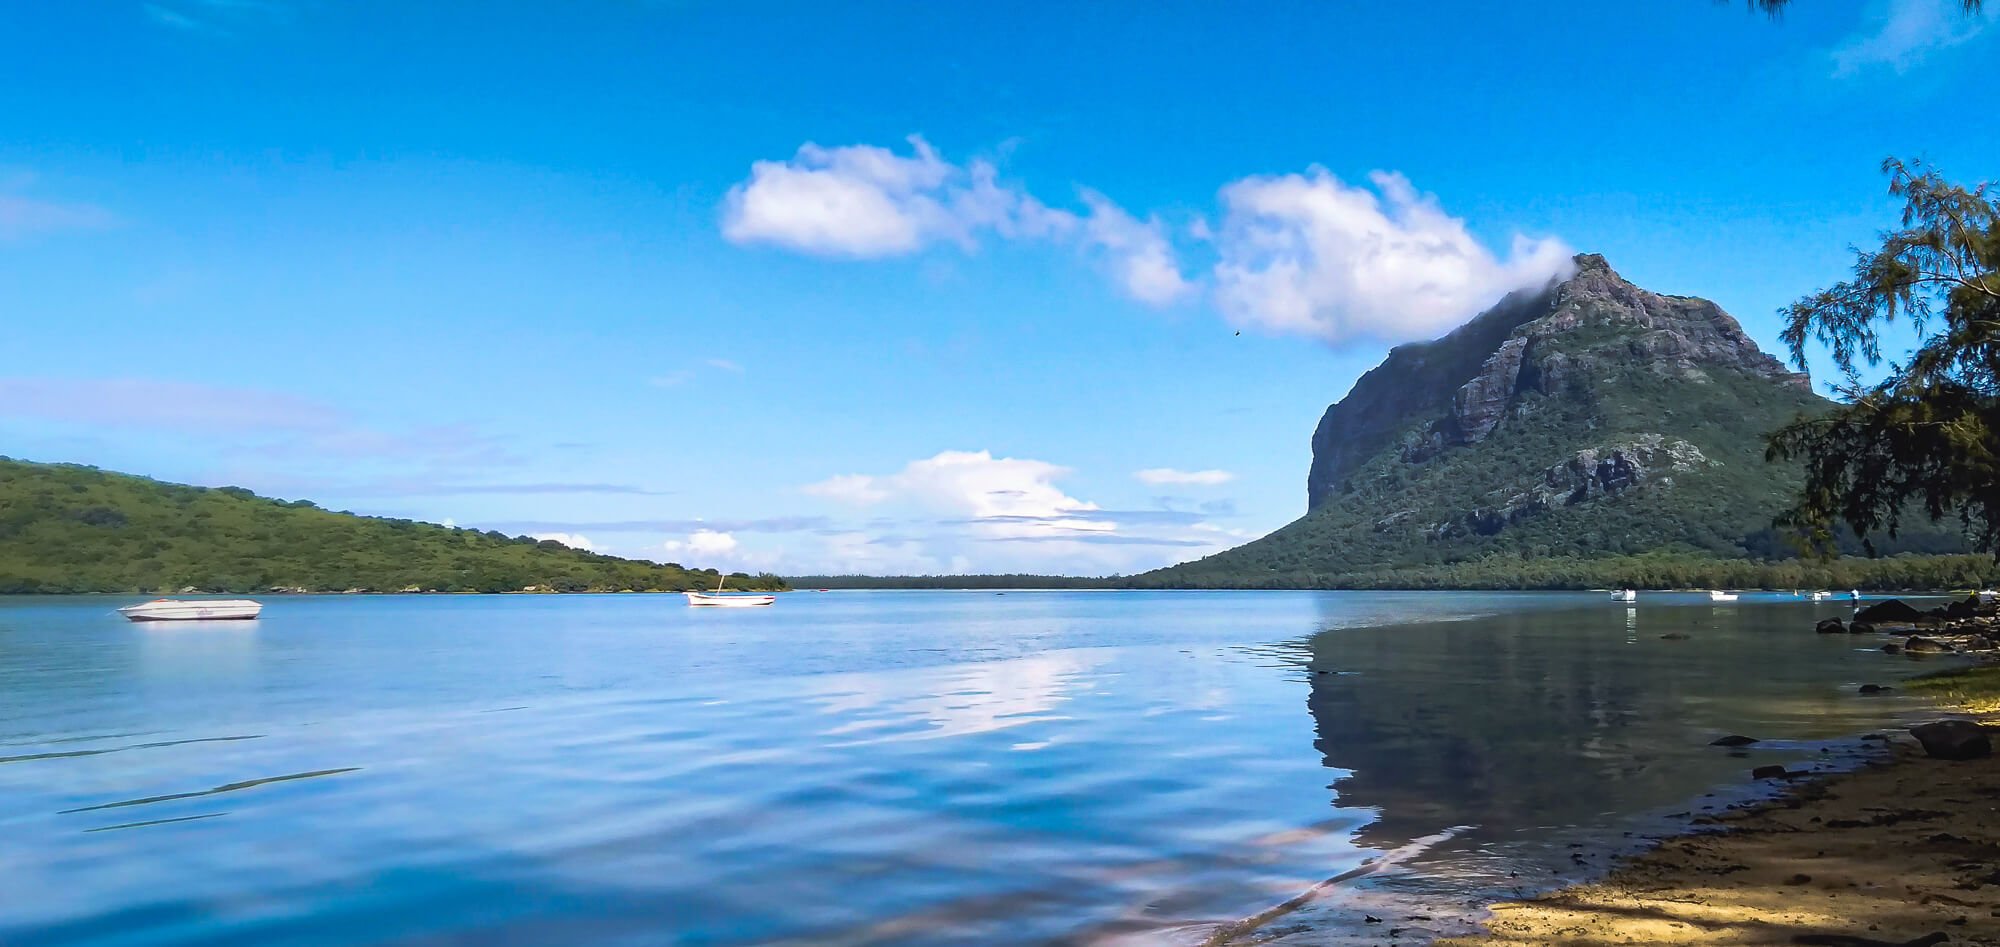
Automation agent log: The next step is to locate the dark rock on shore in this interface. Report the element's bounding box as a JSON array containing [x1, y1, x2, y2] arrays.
[[1909, 720, 1992, 761], [1753, 764, 1791, 779], [1848, 620, 1877, 635], [1859, 684, 1892, 694], [1904, 637, 1949, 654], [1711, 735, 1760, 747], [1883, 642, 1904, 654], [1815, 618, 1846, 634], [1856, 599, 1924, 623]]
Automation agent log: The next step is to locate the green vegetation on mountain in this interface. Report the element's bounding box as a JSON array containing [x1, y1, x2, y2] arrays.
[[789, 554, 1999, 591], [1137, 253, 1978, 590], [1123, 551, 1996, 591], [0, 457, 784, 594]]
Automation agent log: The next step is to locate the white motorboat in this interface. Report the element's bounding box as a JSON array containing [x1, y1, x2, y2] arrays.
[[118, 598, 263, 622], [1708, 590, 1739, 602], [684, 591, 775, 608], [1610, 589, 1636, 602], [1809, 590, 1830, 601]]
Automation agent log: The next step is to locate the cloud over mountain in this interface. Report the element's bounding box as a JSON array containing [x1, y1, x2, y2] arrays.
[[724, 140, 1567, 346], [1211, 169, 1572, 345]]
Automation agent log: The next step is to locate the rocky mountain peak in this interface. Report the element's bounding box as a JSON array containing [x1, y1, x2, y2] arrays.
[[1305, 253, 1815, 511]]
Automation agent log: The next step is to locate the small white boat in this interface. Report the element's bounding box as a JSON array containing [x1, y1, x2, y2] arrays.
[[1610, 589, 1636, 603], [1708, 590, 1739, 602], [1809, 590, 1830, 601], [684, 575, 774, 607], [684, 591, 775, 608], [118, 598, 263, 622]]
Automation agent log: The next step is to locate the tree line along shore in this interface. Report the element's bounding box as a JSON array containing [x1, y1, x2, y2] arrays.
[[792, 552, 2000, 592], [0, 458, 786, 595]]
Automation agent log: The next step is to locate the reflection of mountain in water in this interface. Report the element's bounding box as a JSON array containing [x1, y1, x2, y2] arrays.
[[1302, 601, 1904, 851]]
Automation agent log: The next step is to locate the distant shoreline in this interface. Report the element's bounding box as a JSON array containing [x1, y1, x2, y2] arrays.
[[15, 585, 1977, 596]]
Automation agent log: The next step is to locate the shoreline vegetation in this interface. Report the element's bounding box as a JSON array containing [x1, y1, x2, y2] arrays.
[[1436, 662, 2000, 946], [7, 455, 1996, 596], [0, 458, 786, 595], [790, 552, 2000, 591]]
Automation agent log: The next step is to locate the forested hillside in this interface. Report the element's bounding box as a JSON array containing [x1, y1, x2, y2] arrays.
[[0, 458, 784, 594]]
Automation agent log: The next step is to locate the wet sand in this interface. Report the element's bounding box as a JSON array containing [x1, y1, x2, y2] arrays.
[[1438, 730, 2000, 946]]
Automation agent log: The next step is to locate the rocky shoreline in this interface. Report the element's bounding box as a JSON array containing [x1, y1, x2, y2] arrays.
[[1433, 602, 2000, 946], [1433, 737, 2000, 946], [1820, 595, 2000, 658]]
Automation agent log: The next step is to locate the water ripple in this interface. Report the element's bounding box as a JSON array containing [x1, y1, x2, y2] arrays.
[[0, 734, 263, 764], [59, 767, 361, 814]]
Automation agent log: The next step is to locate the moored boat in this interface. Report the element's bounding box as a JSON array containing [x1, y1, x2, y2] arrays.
[[684, 591, 775, 608], [685, 574, 776, 607], [1708, 590, 1739, 602], [118, 598, 263, 622], [1610, 589, 1637, 603]]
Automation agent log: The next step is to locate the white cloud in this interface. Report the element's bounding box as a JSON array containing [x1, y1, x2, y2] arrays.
[[723, 140, 1571, 345], [804, 450, 1099, 521], [1078, 191, 1194, 305], [531, 532, 595, 552], [657, 528, 784, 572], [721, 137, 1187, 307], [1211, 168, 1572, 345], [794, 450, 1253, 574], [1831, 0, 1995, 75], [801, 473, 892, 505], [721, 135, 1065, 258], [663, 529, 740, 557], [706, 358, 745, 373], [1133, 468, 1235, 486]]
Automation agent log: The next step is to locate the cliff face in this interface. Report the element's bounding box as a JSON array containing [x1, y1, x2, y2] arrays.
[[1306, 254, 1810, 511], [1148, 253, 1841, 586]]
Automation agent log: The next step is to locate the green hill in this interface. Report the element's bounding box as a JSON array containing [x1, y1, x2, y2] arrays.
[[0, 457, 783, 594], [1137, 254, 1977, 589]]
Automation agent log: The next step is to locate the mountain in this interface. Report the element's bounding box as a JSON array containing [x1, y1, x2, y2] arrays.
[[0, 457, 783, 594], [1139, 254, 1972, 588]]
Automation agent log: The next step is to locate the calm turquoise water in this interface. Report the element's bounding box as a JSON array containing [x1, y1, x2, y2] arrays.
[[0, 591, 1953, 945]]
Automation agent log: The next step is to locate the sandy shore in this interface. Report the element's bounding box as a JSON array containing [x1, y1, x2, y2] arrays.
[[1436, 729, 2000, 946]]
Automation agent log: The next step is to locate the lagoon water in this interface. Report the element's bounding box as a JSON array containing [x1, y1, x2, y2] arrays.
[[0, 591, 1957, 945]]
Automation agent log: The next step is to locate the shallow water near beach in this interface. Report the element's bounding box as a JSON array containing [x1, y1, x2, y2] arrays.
[[0, 591, 1961, 945]]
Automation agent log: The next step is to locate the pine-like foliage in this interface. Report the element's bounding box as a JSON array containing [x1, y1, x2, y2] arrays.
[[1769, 160, 2000, 554]]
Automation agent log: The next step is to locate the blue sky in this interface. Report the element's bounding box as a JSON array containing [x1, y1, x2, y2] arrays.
[[2, 0, 1995, 575]]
